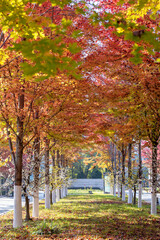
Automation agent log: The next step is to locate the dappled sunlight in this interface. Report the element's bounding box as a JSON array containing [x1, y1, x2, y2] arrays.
[[0, 190, 160, 239]]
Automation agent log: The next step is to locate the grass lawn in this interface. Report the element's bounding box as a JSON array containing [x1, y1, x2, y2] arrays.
[[0, 189, 160, 239]]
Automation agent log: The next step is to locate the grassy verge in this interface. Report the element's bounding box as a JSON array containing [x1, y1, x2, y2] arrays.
[[0, 190, 160, 240]]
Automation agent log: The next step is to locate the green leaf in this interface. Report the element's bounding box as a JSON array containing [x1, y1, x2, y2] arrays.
[[68, 43, 81, 54]]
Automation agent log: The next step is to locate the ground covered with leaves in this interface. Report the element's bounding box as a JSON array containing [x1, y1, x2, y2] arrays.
[[0, 189, 160, 240]]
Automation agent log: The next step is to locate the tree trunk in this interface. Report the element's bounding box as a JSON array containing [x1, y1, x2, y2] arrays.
[[128, 143, 132, 204], [121, 144, 126, 201], [23, 186, 31, 221], [65, 187, 68, 196], [133, 184, 136, 205], [118, 151, 121, 198], [25, 195, 31, 221], [13, 93, 24, 228], [52, 189, 56, 203], [110, 142, 114, 195], [56, 188, 60, 201], [32, 110, 40, 218], [113, 145, 117, 196], [33, 188, 39, 217], [138, 140, 142, 208], [151, 141, 158, 215], [50, 150, 56, 206], [45, 138, 50, 209], [61, 187, 64, 198]]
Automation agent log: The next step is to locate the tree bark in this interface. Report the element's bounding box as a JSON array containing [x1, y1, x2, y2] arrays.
[[56, 188, 60, 201], [128, 143, 132, 204], [133, 184, 136, 205], [151, 141, 158, 215], [110, 143, 114, 195], [113, 145, 117, 196], [121, 144, 126, 201], [13, 93, 24, 228], [138, 140, 142, 208], [32, 110, 40, 218], [23, 185, 31, 221], [118, 151, 121, 198], [44, 138, 50, 209], [25, 195, 31, 221], [52, 189, 56, 203]]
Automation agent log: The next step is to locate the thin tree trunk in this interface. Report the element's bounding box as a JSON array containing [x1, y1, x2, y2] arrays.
[[50, 191, 52, 205], [110, 142, 114, 195], [151, 141, 158, 215], [56, 188, 60, 201], [25, 195, 31, 221], [52, 189, 56, 203], [121, 144, 126, 201], [32, 110, 40, 218], [118, 151, 121, 198], [128, 143, 132, 204], [45, 138, 50, 209], [133, 184, 136, 205], [51, 150, 56, 204], [23, 186, 31, 221], [114, 145, 117, 196], [13, 93, 24, 228], [138, 140, 142, 208], [33, 188, 39, 217]]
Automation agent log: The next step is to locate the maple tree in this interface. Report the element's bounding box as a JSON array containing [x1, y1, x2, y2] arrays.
[[0, 0, 88, 227], [0, 0, 159, 230]]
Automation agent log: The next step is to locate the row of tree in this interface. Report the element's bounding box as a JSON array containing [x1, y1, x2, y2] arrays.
[[0, 0, 159, 228]]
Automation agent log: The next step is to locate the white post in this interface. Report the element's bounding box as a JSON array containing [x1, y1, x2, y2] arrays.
[[122, 184, 125, 201], [32, 188, 39, 218], [138, 183, 142, 208], [45, 184, 50, 209], [128, 188, 132, 204], [13, 185, 22, 228]]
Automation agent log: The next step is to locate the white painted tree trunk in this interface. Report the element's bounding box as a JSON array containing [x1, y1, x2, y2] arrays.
[[128, 188, 132, 204], [62, 187, 65, 198], [138, 183, 142, 208], [122, 184, 125, 201], [118, 183, 121, 198], [110, 184, 114, 195], [52, 189, 56, 203], [63, 187, 66, 197], [32, 188, 39, 218], [45, 184, 50, 209], [65, 187, 68, 196], [151, 189, 157, 215], [113, 184, 116, 196], [61, 187, 64, 198], [56, 188, 60, 202], [13, 186, 22, 228], [148, 168, 151, 188]]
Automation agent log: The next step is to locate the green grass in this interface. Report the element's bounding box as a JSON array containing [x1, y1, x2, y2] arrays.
[[0, 189, 160, 239]]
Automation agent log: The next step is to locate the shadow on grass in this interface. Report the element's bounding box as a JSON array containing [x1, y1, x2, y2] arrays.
[[0, 191, 160, 240], [55, 214, 160, 240], [0, 225, 30, 240]]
